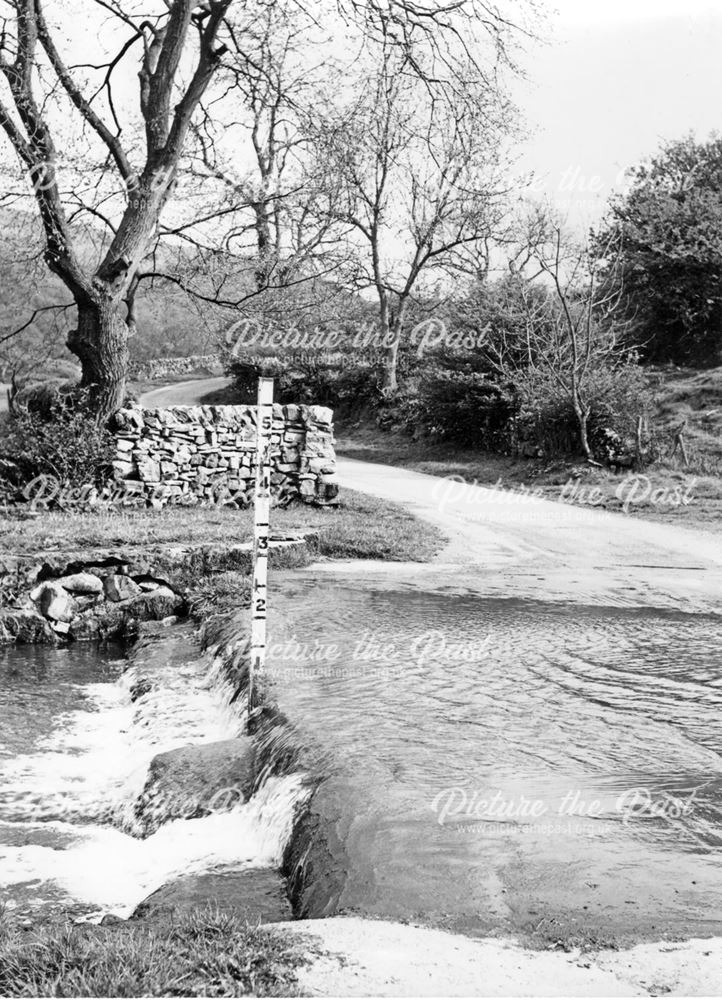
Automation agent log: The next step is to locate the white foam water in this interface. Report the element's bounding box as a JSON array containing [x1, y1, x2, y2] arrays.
[[1, 774, 309, 917], [0, 638, 309, 917]]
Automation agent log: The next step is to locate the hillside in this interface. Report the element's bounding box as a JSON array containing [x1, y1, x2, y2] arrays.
[[0, 206, 241, 380], [650, 366, 722, 472]]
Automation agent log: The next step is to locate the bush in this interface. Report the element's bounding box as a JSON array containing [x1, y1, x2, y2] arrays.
[[224, 353, 386, 415], [511, 362, 654, 461], [393, 345, 654, 463], [407, 359, 516, 448], [0, 388, 114, 501], [511, 371, 578, 456]]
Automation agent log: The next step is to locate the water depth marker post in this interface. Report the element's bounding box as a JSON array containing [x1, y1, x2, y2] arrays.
[[248, 375, 274, 734]]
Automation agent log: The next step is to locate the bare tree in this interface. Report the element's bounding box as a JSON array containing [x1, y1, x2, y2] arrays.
[[509, 211, 630, 462], [181, 0, 346, 301], [0, 0, 233, 418], [314, 33, 516, 392], [0, 0, 541, 415]]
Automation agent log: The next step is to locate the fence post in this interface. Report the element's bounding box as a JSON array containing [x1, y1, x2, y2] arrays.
[[248, 376, 274, 734]]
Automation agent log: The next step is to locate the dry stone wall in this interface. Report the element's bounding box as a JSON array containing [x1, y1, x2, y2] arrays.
[[129, 355, 221, 380], [111, 404, 338, 507]]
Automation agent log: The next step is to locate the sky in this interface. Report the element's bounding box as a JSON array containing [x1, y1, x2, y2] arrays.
[[512, 0, 722, 231]]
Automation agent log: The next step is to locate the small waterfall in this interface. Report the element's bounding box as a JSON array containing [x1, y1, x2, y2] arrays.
[[0, 625, 313, 921], [1, 775, 310, 918]]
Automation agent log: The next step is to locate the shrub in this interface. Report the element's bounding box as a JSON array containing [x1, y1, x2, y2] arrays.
[[0, 388, 114, 502], [511, 362, 655, 462], [408, 360, 516, 448], [224, 353, 386, 415]]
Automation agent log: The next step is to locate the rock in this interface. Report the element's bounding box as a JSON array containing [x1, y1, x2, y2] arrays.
[[131, 588, 184, 621], [69, 613, 102, 641], [37, 583, 77, 623], [75, 594, 102, 612], [112, 460, 134, 478], [131, 869, 292, 923], [103, 574, 142, 602], [132, 738, 257, 834], [310, 405, 333, 426], [308, 458, 335, 475], [129, 678, 153, 703], [137, 458, 160, 481], [67, 588, 185, 643], [56, 572, 104, 595], [0, 610, 58, 644]]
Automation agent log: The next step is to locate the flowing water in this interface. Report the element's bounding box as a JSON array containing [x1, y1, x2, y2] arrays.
[[270, 573, 722, 940], [4, 576, 722, 942], [0, 631, 306, 922]]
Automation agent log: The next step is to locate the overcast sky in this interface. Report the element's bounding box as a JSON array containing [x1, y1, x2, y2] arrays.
[[513, 0, 722, 230]]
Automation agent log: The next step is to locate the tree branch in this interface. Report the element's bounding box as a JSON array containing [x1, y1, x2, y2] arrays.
[[35, 0, 137, 184]]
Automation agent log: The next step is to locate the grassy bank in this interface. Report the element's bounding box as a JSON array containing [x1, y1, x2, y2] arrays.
[[0, 907, 308, 997], [337, 421, 722, 535], [0, 490, 444, 563]]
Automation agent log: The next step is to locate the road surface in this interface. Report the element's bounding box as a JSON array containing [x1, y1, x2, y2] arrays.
[[333, 455, 722, 614], [138, 376, 232, 408]]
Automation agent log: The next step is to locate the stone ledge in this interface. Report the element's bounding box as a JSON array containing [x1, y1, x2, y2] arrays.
[[1, 534, 318, 597], [0, 534, 318, 644], [131, 869, 293, 924]]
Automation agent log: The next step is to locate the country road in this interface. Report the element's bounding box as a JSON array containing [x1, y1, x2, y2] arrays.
[[140, 375, 722, 615], [334, 455, 722, 614], [138, 376, 232, 408]]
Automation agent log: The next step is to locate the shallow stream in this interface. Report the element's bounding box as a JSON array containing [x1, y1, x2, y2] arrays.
[[270, 574, 722, 940], [3, 576, 722, 943]]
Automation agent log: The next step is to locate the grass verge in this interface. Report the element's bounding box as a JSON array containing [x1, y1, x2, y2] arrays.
[[0, 907, 309, 998], [0, 490, 443, 563], [337, 423, 722, 535]]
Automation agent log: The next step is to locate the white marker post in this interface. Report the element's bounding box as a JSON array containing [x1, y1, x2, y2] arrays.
[[248, 376, 274, 733]]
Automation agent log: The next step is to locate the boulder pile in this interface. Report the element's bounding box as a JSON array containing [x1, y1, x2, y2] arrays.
[[1, 568, 186, 644], [0, 534, 318, 645]]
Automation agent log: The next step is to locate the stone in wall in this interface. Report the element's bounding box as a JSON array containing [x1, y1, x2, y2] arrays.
[[128, 355, 221, 381]]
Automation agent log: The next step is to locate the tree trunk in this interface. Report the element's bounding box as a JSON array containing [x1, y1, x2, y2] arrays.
[[67, 298, 130, 421], [252, 199, 274, 291], [574, 397, 593, 461], [384, 335, 400, 393]]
